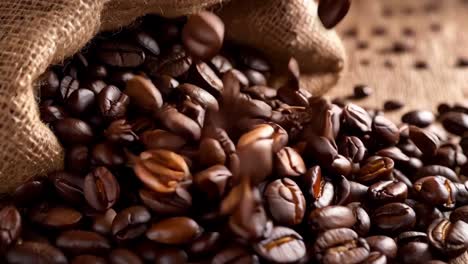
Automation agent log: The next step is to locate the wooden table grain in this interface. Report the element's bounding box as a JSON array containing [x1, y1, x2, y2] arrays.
[[332, 1, 468, 263]]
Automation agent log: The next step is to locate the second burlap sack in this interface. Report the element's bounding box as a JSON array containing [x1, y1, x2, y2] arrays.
[[0, 0, 345, 193]]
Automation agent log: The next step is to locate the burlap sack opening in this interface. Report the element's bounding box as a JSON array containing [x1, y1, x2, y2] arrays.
[[0, 0, 345, 193]]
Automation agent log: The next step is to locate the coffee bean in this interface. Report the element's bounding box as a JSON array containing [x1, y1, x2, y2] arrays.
[[354, 84, 373, 99], [357, 157, 394, 184], [318, 0, 351, 29], [413, 176, 456, 209], [339, 136, 367, 163], [71, 255, 107, 264], [194, 165, 232, 200], [59, 75, 80, 100], [182, 11, 224, 60], [372, 115, 400, 146], [253, 226, 306, 263], [40, 105, 66, 123], [0, 206, 21, 253], [264, 178, 305, 226], [451, 205, 468, 222], [212, 245, 259, 264], [361, 251, 387, 264], [112, 206, 151, 241], [104, 119, 138, 144], [139, 185, 192, 215], [383, 100, 404, 111], [135, 31, 160, 56], [134, 149, 191, 193], [6, 242, 67, 264], [156, 105, 201, 141], [309, 205, 356, 233], [409, 126, 440, 156], [187, 232, 221, 256], [397, 241, 433, 264], [376, 147, 409, 165], [141, 129, 186, 151], [97, 42, 145, 68], [372, 203, 416, 233], [402, 110, 435, 128], [155, 44, 192, 77], [125, 75, 163, 112], [275, 147, 306, 177], [146, 217, 202, 245], [440, 112, 468, 136], [190, 62, 224, 97], [346, 203, 371, 236], [314, 228, 370, 264], [210, 55, 233, 74], [54, 118, 94, 145], [410, 200, 444, 230], [109, 248, 143, 264], [368, 180, 408, 204], [29, 204, 82, 229], [178, 98, 206, 127], [40, 70, 60, 98], [84, 167, 120, 211], [56, 230, 111, 255], [366, 236, 397, 259], [343, 103, 373, 134], [64, 145, 90, 173], [50, 171, 85, 205], [66, 88, 96, 115], [97, 85, 130, 120], [178, 83, 219, 111], [92, 209, 116, 235], [416, 165, 458, 182], [13, 178, 47, 206], [427, 218, 468, 256]]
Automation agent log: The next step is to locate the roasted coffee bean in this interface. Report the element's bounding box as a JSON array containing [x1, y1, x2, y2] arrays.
[[92, 209, 116, 235], [125, 75, 163, 111], [343, 103, 373, 133], [353, 84, 373, 99], [40, 105, 66, 123], [277, 86, 311, 107], [410, 200, 444, 230], [409, 126, 440, 156], [314, 228, 370, 264], [51, 171, 85, 205], [90, 142, 125, 167], [151, 247, 188, 264], [54, 118, 94, 145], [151, 75, 179, 98], [141, 129, 186, 151], [157, 104, 201, 141], [97, 42, 146, 68], [146, 217, 202, 245], [347, 203, 371, 236], [318, 0, 351, 28], [253, 226, 306, 263], [178, 98, 206, 127], [309, 205, 356, 232], [243, 69, 267, 86], [344, 181, 369, 205], [402, 110, 435, 128], [187, 232, 221, 256], [87, 63, 108, 79], [104, 119, 138, 144], [361, 251, 386, 264], [264, 178, 305, 226], [210, 55, 233, 74], [0, 206, 21, 252], [366, 236, 397, 259], [194, 165, 232, 200], [212, 245, 259, 264], [427, 218, 468, 256], [383, 100, 404, 111], [109, 248, 143, 264], [65, 145, 90, 173], [191, 61, 224, 97], [59, 75, 80, 100], [451, 205, 468, 222], [71, 255, 107, 264], [13, 177, 47, 206], [357, 157, 394, 184], [135, 31, 160, 56], [178, 83, 219, 111], [182, 11, 224, 60], [56, 230, 111, 255], [108, 71, 135, 88], [368, 180, 408, 204], [372, 202, 416, 233], [376, 147, 409, 165], [66, 88, 96, 115], [339, 136, 367, 163], [97, 85, 130, 120], [84, 167, 120, 211], [372, 115, 400, 146], [275, 147, 306, 177], [82, 79, 107, 94], [329, 154, 353, 177], [6, 241, 67, 264], [198, 138, 228, 168], [29, 204, 82, 229], [40, 70, 60, 98], [441, 112, 468, 136], [397, 241, 433, 264], [303, 166, 333, 207], [416, 165, 458, 183], [139, 184, 192, 215], [155, 44, 193, 77], [134, 149, 191, 193], [112, 206, 151, 241], [413, 176, 456, 209]]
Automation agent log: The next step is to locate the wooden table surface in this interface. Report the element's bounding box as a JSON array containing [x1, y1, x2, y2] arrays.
[[332, 1, 468, 263], [330, 0, 468, 122]]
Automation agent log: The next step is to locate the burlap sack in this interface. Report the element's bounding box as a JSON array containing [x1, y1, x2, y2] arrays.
[[0, 0, 345, 193]]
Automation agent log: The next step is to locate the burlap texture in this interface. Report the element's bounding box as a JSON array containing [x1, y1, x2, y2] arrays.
[[0, 0, 345, 193]]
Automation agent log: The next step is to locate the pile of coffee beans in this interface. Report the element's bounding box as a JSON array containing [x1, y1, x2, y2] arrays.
[[1, 11, 468, 264]]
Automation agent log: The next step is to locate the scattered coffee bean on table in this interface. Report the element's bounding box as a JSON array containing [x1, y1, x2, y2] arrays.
[[0, 11, 467, 264]]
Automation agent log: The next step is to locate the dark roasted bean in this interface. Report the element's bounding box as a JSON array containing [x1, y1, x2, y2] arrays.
[[372, 203, 416, 233], [135, 31, 160, 56], [318, 0, 351, 28], [40, 105, 66, 123], [112, 206, 151, 241], [441, 112, 468, 135], [154, 44, 192, 77], [13, 178, 47, 206], [383, 100, 404, 111], [125, 75, 163, 111], [157, 104, 201, 141], [314, 228, 369, 264], [397, 241, 433, 264], [50, 171, 85, 205], [357, 157, 394, 184], [56, 230, 111, 255], [368, 180, 408, 204], [97, 42, 145, 68], [343, 103, 373, 134], [6, 242, 67, 264], [413, 176, 456, 209], [409, 126, 440, 156], [146, 217, 202, 245], [309, 206, 356, 233], [264, 178, 305, 226], [59, 75, 80, 100], [190, 61, 224, 97], [353, 84, 373, 99], [109, 248, 143, 264], [29, 204, 82, 229], [402, 110, 435, 128], [139, 184, 192, 215], [84, 167, 120, 211], [275, 147, 306, 177], [97, 85, 130, 120], [427, 218, 468, 256], [66, 88, 96, 116], [372, 115, 400, 147], [347, 203, 371, 236], [54, 118, 94, 145], [0, 206, 21, 253], [92, 209, 116, 235], [213, 245, 259, 264], [339, 136, 367, 163], [416, 165, 458, 182], [71, 255, 107, 264], [366, 236, 397, 259], [187, 232, 221, 256], [65, 145, 90, 173], [194, 165, 232, 200], [253, 226, 306, 263]]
